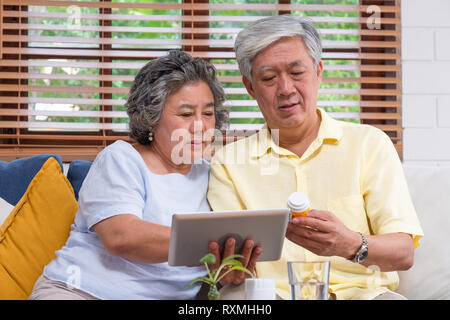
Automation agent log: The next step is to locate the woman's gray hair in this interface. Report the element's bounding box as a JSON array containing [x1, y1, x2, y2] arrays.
[[126, 51, 228, 145], [235, 15, 322, 82]]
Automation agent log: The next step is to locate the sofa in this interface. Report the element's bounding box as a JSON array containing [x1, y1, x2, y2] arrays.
[[396, 164, 450, 300], [0, 155, 449, 300], [0, 155, 91, 299]]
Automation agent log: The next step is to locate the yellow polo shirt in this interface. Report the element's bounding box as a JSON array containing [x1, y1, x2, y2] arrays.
[[207, 108, 424, 300]]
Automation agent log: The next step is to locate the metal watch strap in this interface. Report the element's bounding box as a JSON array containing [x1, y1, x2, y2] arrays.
[[352, 232, 368, 263]]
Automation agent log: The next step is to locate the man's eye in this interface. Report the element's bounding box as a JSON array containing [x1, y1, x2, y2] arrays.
[[292, 72, 304, 76], [262, 76, 275, 82], [181, 113, 193, 117], [203, 112, 214, 116]]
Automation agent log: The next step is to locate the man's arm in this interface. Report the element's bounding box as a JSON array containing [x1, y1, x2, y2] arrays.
[[286, 210, 414, 272], [207, 155, 246, 211]]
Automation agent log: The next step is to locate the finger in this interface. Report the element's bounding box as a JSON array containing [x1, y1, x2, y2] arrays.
[[232, 239, 254, 284], [237, 246, 261, 284], [291, 217, 329, 233], [223, 237, 236, 259], [304, 209, 334, 222], [286, 231, 322, 254], [247, 245, 262, 275], [287, 223, 328, 243], [208, 241, 221, 270], [231, 245, 261, 285], [221, 238, 236, 283], [239, 239, 254, 267], [286, 224, 326, 243]]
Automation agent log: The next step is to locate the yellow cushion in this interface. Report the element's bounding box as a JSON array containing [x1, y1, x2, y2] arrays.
[[0, 157, 78, 299]]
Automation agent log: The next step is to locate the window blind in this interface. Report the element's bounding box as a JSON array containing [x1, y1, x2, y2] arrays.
[[0, 0, 402, 161]]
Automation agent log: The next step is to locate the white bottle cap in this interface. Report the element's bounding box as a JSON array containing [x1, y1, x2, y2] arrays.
[[245, 278, 276, 300], [286, 192, 310, 212]]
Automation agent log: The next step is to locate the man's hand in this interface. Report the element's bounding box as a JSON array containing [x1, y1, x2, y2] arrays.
[[209, 238, 262, 286], [286, 209, 361, 259]]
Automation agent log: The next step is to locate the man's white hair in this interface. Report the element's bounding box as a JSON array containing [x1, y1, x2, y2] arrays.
[[234, 15, 322, 82]]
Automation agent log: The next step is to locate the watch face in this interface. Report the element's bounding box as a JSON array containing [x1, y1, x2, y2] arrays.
[[358, 249, 369, 263]]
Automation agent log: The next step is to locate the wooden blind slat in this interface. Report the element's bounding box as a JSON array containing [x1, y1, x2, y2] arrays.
[[4, 35, 398, 49], [0, 108, 400, 121], [0, 84, 402, 96], [0, 134, 131, 141], [0, 97, 400, 109], [1, 60, 399, 72], [2, 47, 401, 60], [2, 10, 400, 24], [0, 121, 128, 130], [2, 23, 401, 36], [0, 72, 401, 84], [2, 0, 399, 13], [3, 35, 400, 49]]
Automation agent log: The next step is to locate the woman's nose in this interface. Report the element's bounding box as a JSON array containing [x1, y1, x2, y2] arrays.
[[190, 119, 204, 136]]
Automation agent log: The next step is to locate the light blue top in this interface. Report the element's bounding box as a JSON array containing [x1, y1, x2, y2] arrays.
[[44, 140, 209, 299]]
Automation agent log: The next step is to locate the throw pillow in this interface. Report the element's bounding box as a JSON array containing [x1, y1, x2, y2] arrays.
[[0, 197, 14, 226], [66, 160, 92, 200], [0, 154, 63, 206], [0, 157, 78, 299]]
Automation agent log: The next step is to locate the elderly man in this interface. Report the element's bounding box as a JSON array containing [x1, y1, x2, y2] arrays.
[[207, 15, 423, 300]]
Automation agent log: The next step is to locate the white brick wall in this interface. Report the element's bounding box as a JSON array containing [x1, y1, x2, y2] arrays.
[[402, 0, 450, 28], [402, 0, 450, 165], [437, 96, 450, 127]]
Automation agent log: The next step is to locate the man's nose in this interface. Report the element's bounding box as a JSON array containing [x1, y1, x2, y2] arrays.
[[277, 75, 296, 97]]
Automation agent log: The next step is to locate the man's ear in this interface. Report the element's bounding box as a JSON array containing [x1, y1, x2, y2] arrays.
[[242, 76, 256, 99], [316, 60, 323, 84]]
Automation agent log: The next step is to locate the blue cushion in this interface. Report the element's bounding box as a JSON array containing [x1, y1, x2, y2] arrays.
[[66, 160, 92, 200], [0, 154, 63, 206]]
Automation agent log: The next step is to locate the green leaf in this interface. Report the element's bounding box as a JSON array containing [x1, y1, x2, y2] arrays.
[[229, 266, 254, 277], [188, 276, 214, 288], [216, 265, 254, 283], [213, 254, 251, 282], [200, 253, 216, 265], [222, 254, 244, 263], [220, 259, 244, 268]]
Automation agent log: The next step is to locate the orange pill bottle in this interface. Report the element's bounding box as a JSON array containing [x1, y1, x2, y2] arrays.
[[287, 192, 310, 218]]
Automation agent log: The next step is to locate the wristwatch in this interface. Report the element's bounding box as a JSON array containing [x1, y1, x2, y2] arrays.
[[351, 232, 369, 263]]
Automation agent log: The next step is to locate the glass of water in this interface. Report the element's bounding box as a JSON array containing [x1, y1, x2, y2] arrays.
[[287, 261, 330, 300]]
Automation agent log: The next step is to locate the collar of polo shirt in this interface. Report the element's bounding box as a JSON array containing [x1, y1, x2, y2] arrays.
[[250, 108, 343, 160]]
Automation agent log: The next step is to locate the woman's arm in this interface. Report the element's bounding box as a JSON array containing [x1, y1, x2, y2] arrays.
[[93, 214, 170, 263]]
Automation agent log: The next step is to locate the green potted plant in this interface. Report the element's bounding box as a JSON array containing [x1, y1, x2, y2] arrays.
[[188, 253, 254, 300]]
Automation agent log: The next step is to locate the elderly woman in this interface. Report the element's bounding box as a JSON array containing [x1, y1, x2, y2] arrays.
[[29, 51, 257, 300]]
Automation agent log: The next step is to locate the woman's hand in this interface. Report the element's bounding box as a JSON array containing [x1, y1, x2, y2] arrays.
[[208, 238, 262, 286]]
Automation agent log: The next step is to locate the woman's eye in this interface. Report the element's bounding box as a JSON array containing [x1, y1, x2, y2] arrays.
[[203, 112, 214, 116], [181, 113, 193, 117]]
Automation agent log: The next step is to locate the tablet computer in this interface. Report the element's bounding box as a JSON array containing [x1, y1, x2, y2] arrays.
[[168, 208, 290, 266]]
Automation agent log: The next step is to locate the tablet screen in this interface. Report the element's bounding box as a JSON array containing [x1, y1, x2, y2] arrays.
[[168, 208, 289, 266]]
